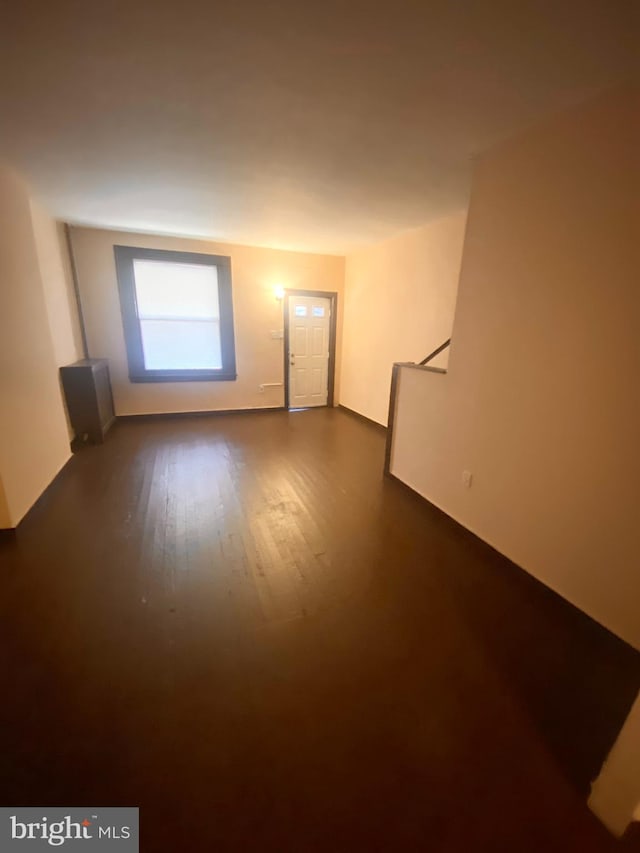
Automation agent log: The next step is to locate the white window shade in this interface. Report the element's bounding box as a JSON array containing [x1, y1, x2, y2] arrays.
[[132, 260, 221, 370]]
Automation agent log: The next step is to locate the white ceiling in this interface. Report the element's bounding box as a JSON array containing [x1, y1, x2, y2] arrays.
[[0, 0, 636, 254]]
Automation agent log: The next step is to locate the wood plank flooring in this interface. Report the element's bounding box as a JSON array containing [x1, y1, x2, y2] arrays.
[[1, 407, 638, 851]]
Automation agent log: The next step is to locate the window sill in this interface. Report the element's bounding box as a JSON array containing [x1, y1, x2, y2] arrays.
[[128, 371, 238, 383]]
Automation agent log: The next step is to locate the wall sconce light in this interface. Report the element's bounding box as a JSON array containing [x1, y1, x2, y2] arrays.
[[274, 284, 285, 301]]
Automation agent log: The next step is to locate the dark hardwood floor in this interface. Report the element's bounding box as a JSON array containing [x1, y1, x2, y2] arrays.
[[1, 408, 638, 851]]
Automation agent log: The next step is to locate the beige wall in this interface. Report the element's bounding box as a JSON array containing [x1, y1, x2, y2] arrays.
[[589, 691, 640, 836], [31, 203, 84, 368], [0, 164, 73, 526], [30, 200, 85, 439], [340, 211, 467, 425], [390, 84, 640, 650], [0, 478, 11, 529], [70, 227, 345, 415]]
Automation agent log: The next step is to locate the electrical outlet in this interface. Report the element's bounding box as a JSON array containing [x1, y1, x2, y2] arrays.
[[462, 470, 473, 488]]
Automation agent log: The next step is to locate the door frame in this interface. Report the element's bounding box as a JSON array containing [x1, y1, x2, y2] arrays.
[[283, 290, 338, 410]]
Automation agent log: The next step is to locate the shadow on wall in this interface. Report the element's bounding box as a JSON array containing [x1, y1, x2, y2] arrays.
[[378, 478, 640, 796]]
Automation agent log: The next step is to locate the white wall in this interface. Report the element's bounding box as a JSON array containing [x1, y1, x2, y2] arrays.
[[389, 83, 640, 651], [0, 164, 75, 526], [340, 211, 467, 425], [70, 227, 345, 416]]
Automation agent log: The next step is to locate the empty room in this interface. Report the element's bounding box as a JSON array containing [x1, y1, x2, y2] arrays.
[[1, 0, 639, 850]]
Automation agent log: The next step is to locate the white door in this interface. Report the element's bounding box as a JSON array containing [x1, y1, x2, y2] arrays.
[[288, 295, 331, 408]]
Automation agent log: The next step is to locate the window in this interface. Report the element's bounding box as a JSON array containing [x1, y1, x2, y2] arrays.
[[312, 305, 326, 317], [294, 305, 308, 317], [114, 246, 236, 382]]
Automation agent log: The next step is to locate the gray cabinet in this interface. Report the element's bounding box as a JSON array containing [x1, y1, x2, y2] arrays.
[[60, 359, 115, 444]]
